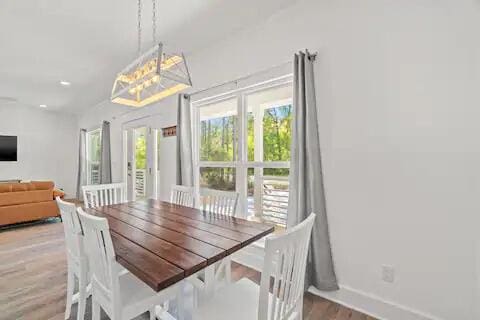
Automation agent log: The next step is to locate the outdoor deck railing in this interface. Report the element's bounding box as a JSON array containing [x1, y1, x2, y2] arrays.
[[261, 175, 289, 225], [248, 175, 289, 226], [135, 169, 146, 198]]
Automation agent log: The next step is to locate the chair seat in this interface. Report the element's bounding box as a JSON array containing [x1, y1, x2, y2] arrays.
[[120, 272, 171, 306], [120, 273, 156, 306], [193, 278, 260, 320], [118, 272, 178, 320], [193, 278, 298, 320]]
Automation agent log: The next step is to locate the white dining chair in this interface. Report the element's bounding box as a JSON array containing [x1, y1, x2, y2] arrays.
[[192, 213, 316, 320], [200, 188, 239, 283], [170, 185, 195, 207], [189, 188, 240, 304], [199, 188, 239, 216], [82, 183, 126, 209], [76, 207, 183, 320], [56, 197, 90, 320]]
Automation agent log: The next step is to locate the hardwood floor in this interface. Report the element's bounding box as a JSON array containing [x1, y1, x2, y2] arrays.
[[0, 220, 377, 320]]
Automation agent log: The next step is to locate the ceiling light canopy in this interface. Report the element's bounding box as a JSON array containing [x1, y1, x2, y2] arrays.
[[111, 0, 192, 108], [60, 81, 71, 86], [39, 104, 47, 108]]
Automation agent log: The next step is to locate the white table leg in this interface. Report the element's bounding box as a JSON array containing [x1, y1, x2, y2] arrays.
[[203, 264, 216, 302], [155, 306, 177, 320], [155, 281, 190, 320]]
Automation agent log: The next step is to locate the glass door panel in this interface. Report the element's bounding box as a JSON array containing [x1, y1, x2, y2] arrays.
[[134, 127, 147, 199]]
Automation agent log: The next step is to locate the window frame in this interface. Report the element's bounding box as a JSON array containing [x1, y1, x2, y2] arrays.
[[192, 75, 293, 221], [86, 128, 101, 185]]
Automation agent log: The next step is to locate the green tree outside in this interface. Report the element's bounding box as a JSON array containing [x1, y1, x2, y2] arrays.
[[200, 104, 292, 190]]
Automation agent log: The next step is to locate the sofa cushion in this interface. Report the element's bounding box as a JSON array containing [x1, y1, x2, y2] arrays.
[[0, 184, 12, 193], [11, 183, 28, 192], [0, 201, 59, 226], [0, 190, 53, 207], [31, 181, 54, 191]]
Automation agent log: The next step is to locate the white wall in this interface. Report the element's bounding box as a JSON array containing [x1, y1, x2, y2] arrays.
[[79, 0, 480, 319], [0, 104, 78, 196]]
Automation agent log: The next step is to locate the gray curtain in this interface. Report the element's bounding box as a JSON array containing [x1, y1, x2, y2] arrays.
[[176, 94, 194, 186], [287, 51, 338, 291], [76, 129, 87, 199], [99, 121, 112, 184]]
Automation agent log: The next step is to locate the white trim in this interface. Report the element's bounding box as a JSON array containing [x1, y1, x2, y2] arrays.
[[237, 93, 247, 216], [197, 161, 290, 168], [86, 128, 102, 185], [191, 74, 293, 106]]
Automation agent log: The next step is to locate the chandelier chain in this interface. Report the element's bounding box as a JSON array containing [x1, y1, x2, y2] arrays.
[[152, 0, 157, 45], [137, 0, 142, 56]]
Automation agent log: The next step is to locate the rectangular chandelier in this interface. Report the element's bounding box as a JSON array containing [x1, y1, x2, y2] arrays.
[[111, 43, 192, 108]]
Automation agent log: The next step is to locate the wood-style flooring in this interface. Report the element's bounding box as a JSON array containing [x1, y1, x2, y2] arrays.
[[0, 220, 377, 320]]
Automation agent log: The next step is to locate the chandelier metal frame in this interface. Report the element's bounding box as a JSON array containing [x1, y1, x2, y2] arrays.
[[111, 0, 192, 108]]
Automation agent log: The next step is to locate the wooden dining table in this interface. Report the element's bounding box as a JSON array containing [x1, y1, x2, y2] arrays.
[[85, 199, 274, 299]]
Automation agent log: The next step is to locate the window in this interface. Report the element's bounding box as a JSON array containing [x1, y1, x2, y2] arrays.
[[194, 79, 293, 225], [86, 129, 101, 185]]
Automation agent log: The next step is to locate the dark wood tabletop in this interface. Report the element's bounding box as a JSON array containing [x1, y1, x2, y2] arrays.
[[85, 199, 274, 291]]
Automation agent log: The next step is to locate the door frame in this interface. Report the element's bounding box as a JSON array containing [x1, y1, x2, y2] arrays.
[[121, 112, 177, 201]]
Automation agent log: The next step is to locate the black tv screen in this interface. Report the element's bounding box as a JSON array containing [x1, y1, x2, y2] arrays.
[[0, 136, 17, 161]]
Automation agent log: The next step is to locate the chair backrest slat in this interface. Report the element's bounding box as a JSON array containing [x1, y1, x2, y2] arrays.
[[199, 188, 239, 217], [170, 185, 194, 207], [82, 183, 126, 209], [259, 213, 316, 320], [77, 208, 117, 294], [56, 197, 84, 260]]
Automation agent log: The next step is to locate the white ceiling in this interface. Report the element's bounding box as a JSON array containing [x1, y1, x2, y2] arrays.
[[0, 0, 297, 114]]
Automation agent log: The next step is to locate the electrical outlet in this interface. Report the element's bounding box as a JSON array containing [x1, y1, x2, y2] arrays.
[[382, 265, 395, 283]]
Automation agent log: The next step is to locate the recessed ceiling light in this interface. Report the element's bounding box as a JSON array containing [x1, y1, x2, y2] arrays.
[[39, 104, 47, 108], [60, 81, 71, 86]]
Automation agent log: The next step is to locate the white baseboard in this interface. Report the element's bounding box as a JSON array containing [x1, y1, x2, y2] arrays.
[[308, 286, 443, 320]]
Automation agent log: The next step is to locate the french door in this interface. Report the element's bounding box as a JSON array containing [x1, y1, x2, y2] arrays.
[[124, 126, 158, 201]]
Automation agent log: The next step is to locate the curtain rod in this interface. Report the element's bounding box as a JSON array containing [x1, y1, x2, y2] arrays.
[[185, 61, 291, 98], [186, 50, 316, 98]]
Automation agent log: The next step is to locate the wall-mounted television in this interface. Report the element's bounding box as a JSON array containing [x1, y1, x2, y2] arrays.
[[0, 135, 17, 161]]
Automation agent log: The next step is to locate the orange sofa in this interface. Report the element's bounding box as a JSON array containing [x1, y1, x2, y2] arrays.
[[0, 181, 62, 226]]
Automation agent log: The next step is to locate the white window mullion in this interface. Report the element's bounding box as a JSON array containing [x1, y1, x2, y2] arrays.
[[253, 101, 264, 219], [236, 93, 247, 218], [246, 161, 290, 168], [198, 161, 238, 168], [192, 104, 201, 207]]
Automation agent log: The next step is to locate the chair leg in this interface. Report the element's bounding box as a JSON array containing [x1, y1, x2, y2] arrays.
[[192, 284, 198, 309], [203, 264, 215, 303], [92, 299, 100, 320], [77, 269, 87, 320], [65, 266, 74, 320], [149, 307, 156, 320], [224, 257, 232, 285], [296, 299, 303, 320], [176, 284, 185, 320]]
